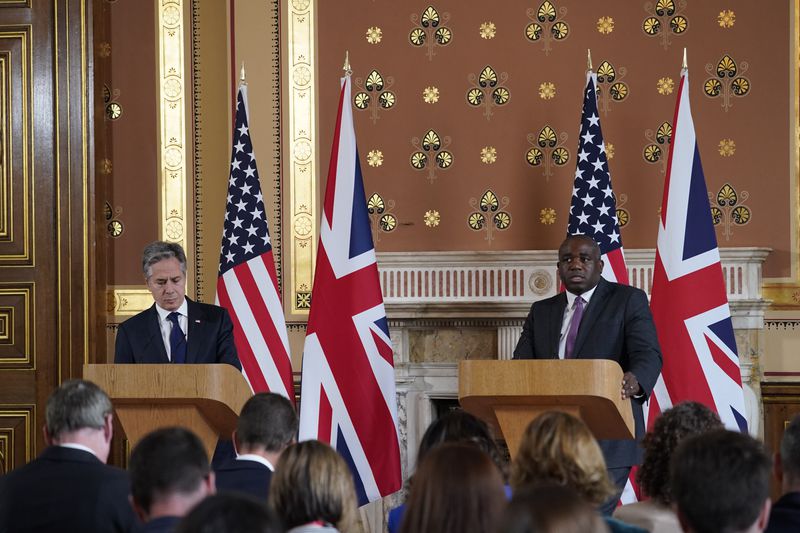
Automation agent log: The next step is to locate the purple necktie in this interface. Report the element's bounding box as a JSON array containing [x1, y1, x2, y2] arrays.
[[564, 296, 585, 359]]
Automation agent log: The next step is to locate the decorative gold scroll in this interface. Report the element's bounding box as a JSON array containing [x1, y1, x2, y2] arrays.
[[157, 0, 189, 260], [287, 0, 316, 315]]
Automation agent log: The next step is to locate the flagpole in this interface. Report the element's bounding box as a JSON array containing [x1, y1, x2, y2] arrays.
[[343, 50, 352, 76], [587, 48, 593, 72], [682, 47, 687, 70]]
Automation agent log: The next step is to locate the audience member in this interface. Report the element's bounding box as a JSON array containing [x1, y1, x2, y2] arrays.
[[511, 411, 645, 533], [268, 440, 358, 533], [129, 427, 214, 532], [0, 379, 139, 532], [671, 429, 771, 533], [399, 443, 507, 533], [176, 492, 281, 533], [768, 414, 800, 532], [387, 409, 507, 533], [498, 484, 609, 533], [215, 392, 297, 499], [614, 401, 722, 532]]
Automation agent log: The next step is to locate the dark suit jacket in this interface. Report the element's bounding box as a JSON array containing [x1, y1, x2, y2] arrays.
[[141, 516, 181, 533], [513, 278, 662, 467], [766, 492, 800, 533], [0, 446, 140, 533], [214, 458, 273, 500], [114, 297, 241, 370]]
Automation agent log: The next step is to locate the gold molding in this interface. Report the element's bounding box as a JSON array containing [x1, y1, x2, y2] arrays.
[[0, 284, 31, 365], [157, 0, 189, 254], [764, 0, 800, 308], [287, 0, 316, 315], [0, 28, 31, 264], [108, 288, 153, 316], [0, 406, 34, 467]]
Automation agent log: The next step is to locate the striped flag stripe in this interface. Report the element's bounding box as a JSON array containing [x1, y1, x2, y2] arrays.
[[222, 268, 291, 398], [216, 280, 267, 393]]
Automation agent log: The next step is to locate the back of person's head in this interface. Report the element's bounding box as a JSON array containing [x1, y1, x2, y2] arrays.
[[176, 492, 281, 533], [45, 379, 112, 439], [510, 411, 615, 506], [268, 440, 357, 532], [399, 442, 506, 533], [780, 414, 800, 489], [498, 484, 608, 533], [129, 427, 212, 516], [416, 409, 506, 478], [236, 392, 298, 452], [638, 401, 722, 505], [671, 429, 771, 533]]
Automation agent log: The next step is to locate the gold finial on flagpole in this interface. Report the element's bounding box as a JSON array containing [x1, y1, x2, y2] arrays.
[[240, 62, 246, 83], [682, 47, 687, 70], [343, 51, 352, 76], [587, 49, 593, 71]]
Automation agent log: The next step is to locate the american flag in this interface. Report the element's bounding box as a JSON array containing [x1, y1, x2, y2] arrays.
[[215, 84, 294, 401], [298, 73, 401, 505], [648, 69, 747, 432], [567, 71, 629, 284], [569, 70, 643, 504]]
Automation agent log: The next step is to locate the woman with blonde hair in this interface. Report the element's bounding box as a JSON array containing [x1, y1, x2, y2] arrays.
[[511, 411, 645, 533], [268, 440, 358, 533]]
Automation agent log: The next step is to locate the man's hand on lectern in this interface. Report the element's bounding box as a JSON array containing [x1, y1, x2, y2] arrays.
[[621, 371, 641, 400]]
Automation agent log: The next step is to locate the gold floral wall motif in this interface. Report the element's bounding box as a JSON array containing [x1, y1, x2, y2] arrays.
[[409, 6, 452, 61], [704, 55, 750, 112], [354, 70, 396, 124], [642, 0, 688, 50], [468, 190, 511, 244], [525, 1, 569, 54], [466, 65, 510, 120], [410, 129, 453, 183], [526, 125, 570, 181], [367, 193, 397, 242], [710, 183, 751, 241]]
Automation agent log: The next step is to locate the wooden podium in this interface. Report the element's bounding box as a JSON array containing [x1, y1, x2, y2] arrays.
[[83, 364, 252, 458], [459, 360, 634, 458]]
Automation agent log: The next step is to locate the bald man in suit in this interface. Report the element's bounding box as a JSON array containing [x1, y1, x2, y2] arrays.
[[514, 234, 662, 513]]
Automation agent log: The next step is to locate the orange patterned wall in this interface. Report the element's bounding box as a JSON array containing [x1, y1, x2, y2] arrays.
[[318, 0, 793, 279]]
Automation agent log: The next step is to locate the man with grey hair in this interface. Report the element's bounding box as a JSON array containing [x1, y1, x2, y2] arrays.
[[115, 240, 240, 368], [766, 414, 800, 531], [0, 380, 139, 532]]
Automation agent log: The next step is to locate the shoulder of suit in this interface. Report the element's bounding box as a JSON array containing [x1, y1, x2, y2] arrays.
[[603, 279, 647, 297], [187, 298, 227, 316], [117, 305, 157, 330]]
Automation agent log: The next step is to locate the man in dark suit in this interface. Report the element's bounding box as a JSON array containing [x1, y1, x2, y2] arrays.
[[0, 380, 140, 532], [673, 430, 771, 533], [767, 414, 800, 532], [513, 234, 662, 513], [129, 427, 215, 533], [114, 240, 241, 369], [215, 392, 298, 500]]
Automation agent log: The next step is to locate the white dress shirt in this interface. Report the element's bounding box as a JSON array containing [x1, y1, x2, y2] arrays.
[[557, 285, 597, 359], [154, 299, 188, 361]]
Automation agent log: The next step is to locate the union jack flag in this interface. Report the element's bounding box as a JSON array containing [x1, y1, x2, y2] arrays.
[[298, 73, 401, 505], [567, 71, 628, 285], [215, 84, 294, 401], [648, 69, 748, 432]]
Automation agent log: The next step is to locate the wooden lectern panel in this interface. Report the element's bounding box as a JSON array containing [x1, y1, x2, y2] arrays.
[[83, 364, 252, 459], [459, 360, 634, 458]]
